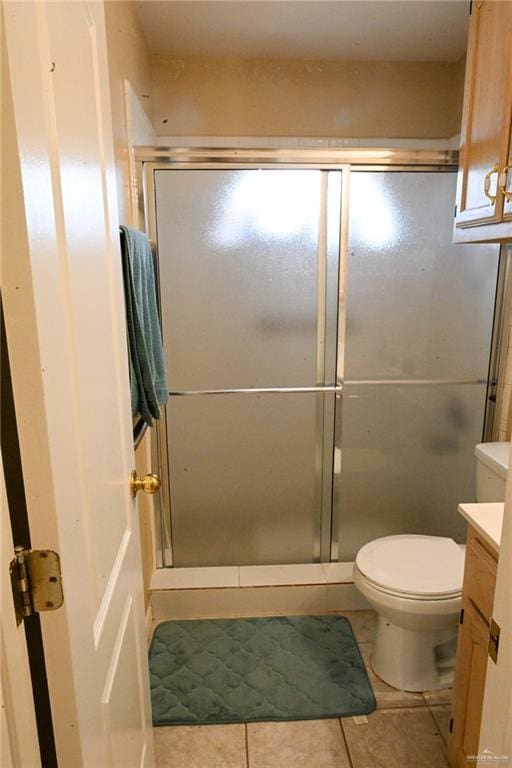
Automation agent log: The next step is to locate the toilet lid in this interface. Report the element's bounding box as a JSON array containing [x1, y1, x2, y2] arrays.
[[355, 535, 464, 598]]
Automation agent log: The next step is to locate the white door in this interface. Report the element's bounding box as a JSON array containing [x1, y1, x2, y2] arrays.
[[1, 457, 41, 768], [2, 2, 154, 766], [478, 441, 512, 766]]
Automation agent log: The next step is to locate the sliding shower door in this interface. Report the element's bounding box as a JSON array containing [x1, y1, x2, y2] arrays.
[[337, 171, 499, 561], [155, 170, 341, 566]]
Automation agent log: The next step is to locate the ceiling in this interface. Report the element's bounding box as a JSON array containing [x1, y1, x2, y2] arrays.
[[134, 1, 469, 62]]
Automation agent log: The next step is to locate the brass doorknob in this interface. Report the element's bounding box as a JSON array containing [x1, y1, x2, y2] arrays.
[[130, 470, 161, 498]]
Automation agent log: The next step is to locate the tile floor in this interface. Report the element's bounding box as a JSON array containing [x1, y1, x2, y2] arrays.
[[153, 610, 452, 768]]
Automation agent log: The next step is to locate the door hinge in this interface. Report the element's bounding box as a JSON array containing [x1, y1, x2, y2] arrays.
[[9, 546, 64, 626], [489, 617, 501, 664], [460, 608, 465, 624], [449, 717, 454, 733]]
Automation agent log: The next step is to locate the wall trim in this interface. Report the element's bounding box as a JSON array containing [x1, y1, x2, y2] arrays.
[[150, 561, 355, 591], [148, 563, 369, 622], [150, 581, 369, 621], [155, 135, 460, 150]]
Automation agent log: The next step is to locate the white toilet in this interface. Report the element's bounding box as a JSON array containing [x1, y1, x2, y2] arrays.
[[354, 441, 509, 692]]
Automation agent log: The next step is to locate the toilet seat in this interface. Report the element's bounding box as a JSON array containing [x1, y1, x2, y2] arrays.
[[355, 568, 462, 601], [355, 534, 464, 600]]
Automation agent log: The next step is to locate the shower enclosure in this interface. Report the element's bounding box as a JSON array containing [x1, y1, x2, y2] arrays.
[[138, 149, 500, 569]]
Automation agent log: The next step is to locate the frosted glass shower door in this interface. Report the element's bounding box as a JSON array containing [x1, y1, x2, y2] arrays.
[[155, 170, 341, 566], [338, 172, 499, 561]]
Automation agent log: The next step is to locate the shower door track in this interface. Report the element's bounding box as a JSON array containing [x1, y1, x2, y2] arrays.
[[168, 380, 485, 396], [135, 148, 463, 570], [168, 386, 343, 396]]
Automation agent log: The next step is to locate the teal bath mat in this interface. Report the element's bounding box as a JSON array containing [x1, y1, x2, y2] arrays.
[[149, 615, 376, 725]]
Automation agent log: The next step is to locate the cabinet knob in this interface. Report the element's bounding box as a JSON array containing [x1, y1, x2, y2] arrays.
[[499, 162, 512, 203], [130, 470, 161, 498], [484, 163, 499, 204]]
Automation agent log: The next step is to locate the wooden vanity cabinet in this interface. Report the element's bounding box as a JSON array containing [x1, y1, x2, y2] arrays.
[[454, 1, 512, 243], [448, 527, 498, 767]]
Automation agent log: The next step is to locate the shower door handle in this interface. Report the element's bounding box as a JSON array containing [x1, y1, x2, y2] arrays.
[[168, 386, 343, 396]]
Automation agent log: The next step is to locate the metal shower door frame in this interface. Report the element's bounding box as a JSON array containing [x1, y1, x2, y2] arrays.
[[147, 165, 344, 566], [134, 147, 459, 568]]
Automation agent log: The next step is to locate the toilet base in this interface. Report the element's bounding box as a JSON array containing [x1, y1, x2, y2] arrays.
[[371, 614, 457, 692]]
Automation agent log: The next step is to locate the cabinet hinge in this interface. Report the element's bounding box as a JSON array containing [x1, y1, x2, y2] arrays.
[[489, 617, 501, 664], [486, 378, 498, 404], [460, 608, 465, 624], [454, 204, 458, 218], [9, 546, 64, 626], [449, 717, 454, 733]]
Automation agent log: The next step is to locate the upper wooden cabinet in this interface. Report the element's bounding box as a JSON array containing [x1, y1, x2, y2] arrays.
[[454, 1, 512, 242]]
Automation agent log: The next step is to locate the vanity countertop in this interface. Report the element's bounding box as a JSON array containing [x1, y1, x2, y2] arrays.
[[458, 502, 504, 555]]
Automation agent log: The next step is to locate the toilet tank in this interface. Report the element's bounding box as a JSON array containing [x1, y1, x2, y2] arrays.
[[475, 442, 510, 502]]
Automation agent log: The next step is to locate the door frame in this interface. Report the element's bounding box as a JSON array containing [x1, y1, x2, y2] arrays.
[[478, 439, 512, 765], [0, 299, 57, 767], [134, 148, 466, 571], [0, 455, 41, 768]]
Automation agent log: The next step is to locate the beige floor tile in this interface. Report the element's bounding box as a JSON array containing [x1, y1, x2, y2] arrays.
[[358, 643, 425, 709], [326, 583, 371, 611], [153, 724, 246, 768], [423, 688, 453, 707], [430, 705, 452, 745], [342, 610, 378, 643], [247, 720, 351, 768], [342, 707, 450, 768]]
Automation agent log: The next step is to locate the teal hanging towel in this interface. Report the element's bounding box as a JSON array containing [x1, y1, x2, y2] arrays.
[[120, 225, 168, 426]]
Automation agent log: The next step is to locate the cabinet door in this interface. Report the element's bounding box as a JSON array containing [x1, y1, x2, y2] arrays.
[[502, 118, 512, 220], [455, 1, 512, 241], [448, 601, 490, 767]]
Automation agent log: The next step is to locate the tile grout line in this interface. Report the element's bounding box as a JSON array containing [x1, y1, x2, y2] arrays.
[[426, 705, 449, 747], [374, 703, 431, 712], [428, 705, 453, 768], [338, 719, 355, 768], [244, 723, 250, 768]]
